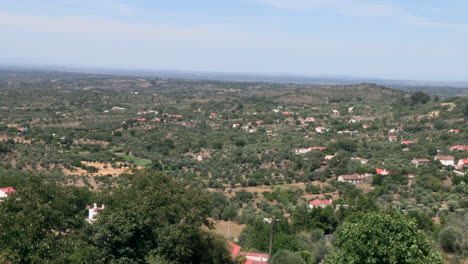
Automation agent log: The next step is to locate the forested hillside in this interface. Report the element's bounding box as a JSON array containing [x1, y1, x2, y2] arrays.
[[0, 71, 466, 264]]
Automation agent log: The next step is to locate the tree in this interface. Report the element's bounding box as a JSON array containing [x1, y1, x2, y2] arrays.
[[72, 170, 231, 264], [410, 91, 430, 105], [324, 212, 443, 264], [272, 250, 306, 264], [0, 175, 91, 263], [438, 227, 464, 253]]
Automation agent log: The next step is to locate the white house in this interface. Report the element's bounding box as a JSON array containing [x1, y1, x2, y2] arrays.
[[87, 203, 105, 223], [338, 174, 364, 184], [295, 148, 311, 155], [457, 159, 468, 169], [309, 199, 333, 209], [411, 158, 431, 168], [315, 126, 328, 133], [0, 187, 16, 199], [434, 156, 455, 166]]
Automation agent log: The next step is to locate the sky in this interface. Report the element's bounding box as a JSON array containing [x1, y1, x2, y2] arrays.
[[0, 0, 467, 81]]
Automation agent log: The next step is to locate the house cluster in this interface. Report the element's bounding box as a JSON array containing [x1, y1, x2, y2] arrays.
[[229, 242, 268, 264]]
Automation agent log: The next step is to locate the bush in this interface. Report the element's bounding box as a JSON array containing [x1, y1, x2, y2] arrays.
[[439, 227, 464, 253]]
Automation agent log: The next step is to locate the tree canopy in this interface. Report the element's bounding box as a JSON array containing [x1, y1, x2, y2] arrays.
[[324, 212, 443, 264]]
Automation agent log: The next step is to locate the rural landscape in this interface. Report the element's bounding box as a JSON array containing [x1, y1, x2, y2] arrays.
[[0, 69, 466, 263]]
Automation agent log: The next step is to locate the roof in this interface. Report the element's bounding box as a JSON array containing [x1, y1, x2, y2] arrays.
[[316, 126, 325, 129], [435, 155, 455, 161], [451, 145, 468, 150], [228, 242, 241, 259], [240, 252, 269, 263], [310, 146, 327, 150], [415, 159, 431, 163], [376, 168, 389, 174], [460, 159, 468, 164], [401, 140, 413, 145], [310, 199, 332, 206], [0, 187, 16, 195], [339, 174, 362, 180]]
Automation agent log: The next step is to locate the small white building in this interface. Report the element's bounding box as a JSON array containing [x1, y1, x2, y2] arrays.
[[315, 127, 328, 133], [338, 174, 364, 184], [87, 203, 105, 223], [434, 156, 455, 166], [309, 199, 333, 209]]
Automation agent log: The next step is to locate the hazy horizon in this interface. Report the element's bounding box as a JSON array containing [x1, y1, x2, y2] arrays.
[[1, 0, 467, 82]]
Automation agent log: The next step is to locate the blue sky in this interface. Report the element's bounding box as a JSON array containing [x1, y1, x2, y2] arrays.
[[0, 0, 467, 81]]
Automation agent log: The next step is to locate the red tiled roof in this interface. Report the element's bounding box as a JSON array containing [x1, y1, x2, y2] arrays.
[[376, 168, 390, 175], [435, 155, 454, 161], [0, 187, 16, 195], [228, 242, 241, 259], [339, 174, 362, 180], [310, 146, 327, 150], [310, 199, 332, 206], [401, 140, 413, 145], [415, 159, 431, 163]]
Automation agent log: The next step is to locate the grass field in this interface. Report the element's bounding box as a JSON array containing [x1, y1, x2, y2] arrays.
[[122, 155, 152, 166]]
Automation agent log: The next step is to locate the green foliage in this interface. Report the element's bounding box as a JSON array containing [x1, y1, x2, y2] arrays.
[[410, 91, 431, 105], [272, 250, 306, 264], [438, 227, 464, 254], [73, 170, 231, 264], [0, 175, 92, 263], [324, 212, 443, 264]]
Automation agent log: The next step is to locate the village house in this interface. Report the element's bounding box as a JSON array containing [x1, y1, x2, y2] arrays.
[[229, 242, 268, 264], [411, 158, 431, 168], [295, 146, 327, 154], [309, 199, 333, 209], [450, 145, 468, 151], [362, 124, 370, 129], [232, 123, 241, 128], [338, 174, 364, 184], [136, 118, 146, 122], [448, 129, 460, 134], [376, 168, 390, 175], [86, 203, 105, 223], [315, 126, 328, 133], [434, 155, 455, 166], [171, 115, 183, 118], [457, 159, 468, 169], [351, 157, 368, 165], [388, 135, 397, 142], [209, 113, 218, 119], [0, 187, 16, 199], [282, 111, 292, 116], [401, 140, 414, 145], [111, 106, 126, 111], [305, 117, 315, 122]]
